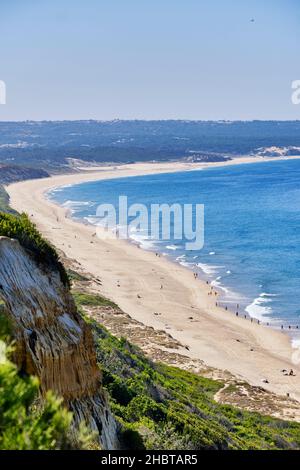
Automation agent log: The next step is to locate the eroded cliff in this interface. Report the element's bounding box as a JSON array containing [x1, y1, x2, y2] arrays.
[[0, 236, 119, 449]]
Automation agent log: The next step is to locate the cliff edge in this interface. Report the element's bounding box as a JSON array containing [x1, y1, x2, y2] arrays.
[[0, 236, 119, 449]]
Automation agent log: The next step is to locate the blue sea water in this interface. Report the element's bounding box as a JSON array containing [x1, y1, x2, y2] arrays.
[[49, 159, 300, 336]]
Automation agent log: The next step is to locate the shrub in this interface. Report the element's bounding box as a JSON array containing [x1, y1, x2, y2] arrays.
[[0, 344, 72, 450], [0, 212, 69, 287]]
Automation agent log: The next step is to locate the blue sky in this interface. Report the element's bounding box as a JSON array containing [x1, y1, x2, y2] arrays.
[[0, 0, 300, 121]]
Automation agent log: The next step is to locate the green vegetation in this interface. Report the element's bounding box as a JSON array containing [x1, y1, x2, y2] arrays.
[[0, 212, 69, 287], [0, 302, 12, 342], [67, 268, 89, 283], [1, 212, 300, 450], [0, 312, 74, 449], [79, 308, 300, 450], [0, 357, 72, 450], [0, 295, 96, 450], [73, 291, 118, 309], [0, 186, 17, 214]]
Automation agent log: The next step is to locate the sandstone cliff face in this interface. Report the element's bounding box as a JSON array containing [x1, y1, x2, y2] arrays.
[[0, 236, 119, 449]]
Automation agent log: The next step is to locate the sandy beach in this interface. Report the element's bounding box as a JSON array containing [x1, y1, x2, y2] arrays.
[[6, 156, 300, 403]]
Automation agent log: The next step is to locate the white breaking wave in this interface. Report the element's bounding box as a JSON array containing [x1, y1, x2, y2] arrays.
[[179, 260, 195, 268], [62, 200, 94, 208], [50, 183, 74, 194], [166, 245, 178, 251], [260, 292, 278, 298], [129, 232, 156, 250], [196, 262, 223, 276], [84, 216, 101, 225], [245, 293, 274, 321], [176, 254, 186, 261], [211, 275, 243, 301], [292, 337, 300, 349]]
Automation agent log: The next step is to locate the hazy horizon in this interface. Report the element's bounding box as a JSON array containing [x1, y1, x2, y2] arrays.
[[1, 118, 300, 124], [0, 0, 300, 121]]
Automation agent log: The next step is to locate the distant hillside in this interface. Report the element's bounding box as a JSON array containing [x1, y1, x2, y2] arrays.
[[0, 120, 299, 170], [0, 164, 49, 184], [253, 146, 300, 158]]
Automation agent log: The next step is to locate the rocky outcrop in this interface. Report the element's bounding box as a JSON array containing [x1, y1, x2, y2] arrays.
[[0, 236, 119, 449]]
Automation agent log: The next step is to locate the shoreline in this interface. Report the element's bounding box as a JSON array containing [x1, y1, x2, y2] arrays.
[[48, 155, 300, 331], [6, 157, 300, 402]]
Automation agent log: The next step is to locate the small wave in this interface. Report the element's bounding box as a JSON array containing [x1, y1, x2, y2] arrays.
[[209, 251, 215, 255], [245, 293, 274, 321], [179, 260, 195, 268], [129, 232, 156, 250], [292, 337, 300, 349], [260, 292, 278, 298], [84, 216, 101, 225], [128, 226, 148, 234], [48, 183, 74, 195], [62, 200, 94, 208], [196, 263, 222, 276], [166, 245, 177, 251], [211, 276, 233, 297]]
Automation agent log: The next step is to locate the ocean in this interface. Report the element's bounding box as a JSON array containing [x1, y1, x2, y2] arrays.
[[49, 159, 300, 340]]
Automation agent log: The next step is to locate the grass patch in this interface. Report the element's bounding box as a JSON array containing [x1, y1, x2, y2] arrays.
[[73, 291, 118, 309], [67, 269, 89, 283], [86, 317, 300, 450]]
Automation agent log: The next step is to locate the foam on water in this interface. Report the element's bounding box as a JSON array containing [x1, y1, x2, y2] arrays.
[[63, 200, 94, 208], [196, 262, 223, 277], [128, 232, 156, 250], [211, 275, 244, 303], [166, 245, 178, 251], [245, 294, 274, 322]]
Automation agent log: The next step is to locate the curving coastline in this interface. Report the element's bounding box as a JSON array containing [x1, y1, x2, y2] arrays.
[[6, 158, 300, 403]]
